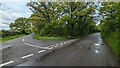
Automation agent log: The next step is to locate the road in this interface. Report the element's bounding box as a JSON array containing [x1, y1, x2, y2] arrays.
[[17, 33, 118, 66], [0, 33, 118, 67], [0, 34, 69, 67]]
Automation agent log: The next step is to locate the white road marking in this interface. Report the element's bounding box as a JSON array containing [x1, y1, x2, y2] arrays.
[[52, 45, 55, 47], [64, 42, 66, 44], [27, 35, 31, 37], [48, 47, 53, 50], [56, 43, 59, 46], [21, 54, 34, 59], [0, 60, 14, 67], [60, 42, 63, 46], [38, 50, 46, 53], [54, 46, 57, 47], [66, 41, 69, 43], [1, 45, 13, 50], [22, 38, 24, 41], [95, 43, 99, 46], [25, 43, 48, 49], [95, 50, 99, 54]]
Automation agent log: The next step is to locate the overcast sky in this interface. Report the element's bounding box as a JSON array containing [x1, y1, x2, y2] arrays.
[[0, 0, 32, 30]]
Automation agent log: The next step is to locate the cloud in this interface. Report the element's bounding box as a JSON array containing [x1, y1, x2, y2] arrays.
[[0, 1, 32, 30], [1, 0, 31, 2], [0, 23, 8, 27]]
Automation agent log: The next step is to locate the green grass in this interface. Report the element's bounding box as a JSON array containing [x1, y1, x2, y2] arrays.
[[106, 33, 119, 55], [33, 35, 69, 40], [102, 31, 119, 56], [0, 34, 25, 42]]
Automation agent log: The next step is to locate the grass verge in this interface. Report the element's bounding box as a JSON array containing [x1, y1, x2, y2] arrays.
[[33, 35, 70, 40], [33, 33, 95, 40], [101, 31, 120, 62], [0, 34, 25, 42]]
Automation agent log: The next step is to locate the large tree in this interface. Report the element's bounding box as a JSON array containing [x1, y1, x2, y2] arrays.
[[27, 2, 97, 37], [99, 2, 120, 36], [10, 17, 31, 34]]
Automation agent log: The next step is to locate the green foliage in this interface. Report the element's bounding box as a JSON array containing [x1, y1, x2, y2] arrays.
[[10, 17, 32, 34], [102, 31, 119, 55], [100, 2, 120, 62], [1, 30, 22, 38], [27, 2, 97, 37], [100, 2, 120, 35], [33, 34, 68, 40], [0, 30, 26, 42], [0, 34, 25, 42]]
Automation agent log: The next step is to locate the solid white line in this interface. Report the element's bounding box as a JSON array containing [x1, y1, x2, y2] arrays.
[[38, 50, 46, 53], [0, 60, 14, 67], [25, 43, 48, 49], [1, 45, 13, 50], [21, 54, 34, 59]]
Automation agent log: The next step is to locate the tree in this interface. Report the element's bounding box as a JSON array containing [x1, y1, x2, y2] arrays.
[[99, 2, 120, 36], [27, 2, 97, 37], [9, 17, 31, 34]]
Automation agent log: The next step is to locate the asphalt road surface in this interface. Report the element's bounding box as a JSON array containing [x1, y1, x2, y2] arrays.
[[16, 33, 118, 66], [0, 34, 67, 67]]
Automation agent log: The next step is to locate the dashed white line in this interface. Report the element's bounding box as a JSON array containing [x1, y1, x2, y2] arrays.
[[52, 45, 55, 47], [21, 54, 34, 59], [0, 39, 76, 67], [66, 41, 69, 43], [48, 47, 53, 50], [56, 43, 59, 46], [0, 60, 14, 67], [95, 50, 99, 54], [38, 50, 46, 53], [60, 43, 63, 46], [64, 42, 66, 44], [95, 43, 99, 46], [22, 38, 24, 41], [54, 46, 58, 47]]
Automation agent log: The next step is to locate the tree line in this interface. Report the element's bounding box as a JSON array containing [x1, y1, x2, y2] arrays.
[[10, 2, 98, 37], [99, 2, 120, 61], [0, 30, 23, 38], [99, 2, 120, 36]]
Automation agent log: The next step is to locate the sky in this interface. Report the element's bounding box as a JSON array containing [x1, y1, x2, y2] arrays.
[[0, 0, 32, 30]]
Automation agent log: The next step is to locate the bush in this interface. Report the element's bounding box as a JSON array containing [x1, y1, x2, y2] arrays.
[[0, 30, 23, 38]]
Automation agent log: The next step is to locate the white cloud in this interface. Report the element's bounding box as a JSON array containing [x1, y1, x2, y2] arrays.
[[1, 0, 38, 2], [0, 23, 8, 27], [0, 1, 32, 30], [1, 0, 31, 2]]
